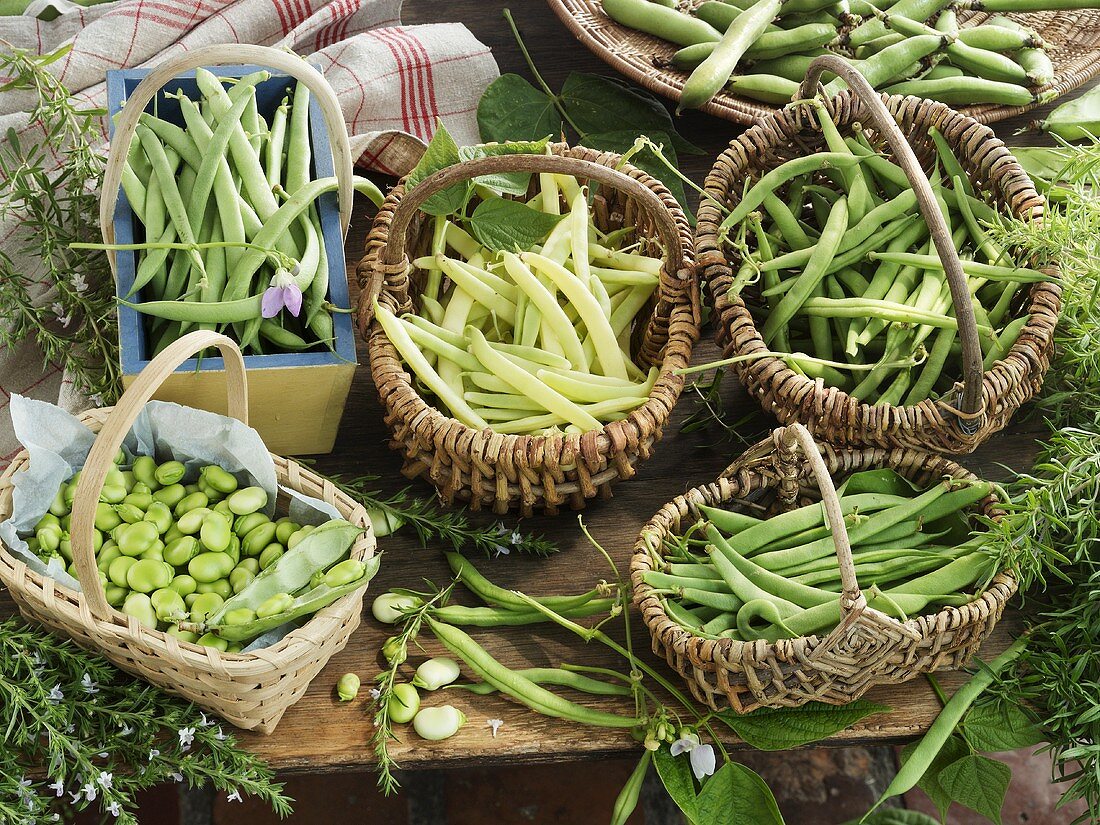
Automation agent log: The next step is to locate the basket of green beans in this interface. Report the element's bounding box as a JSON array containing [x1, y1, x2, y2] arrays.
[[0, 331, 377, 734], [696, 54, 1060, 453], [359, 146, 700, 516], [630, 422, 1015, 713], [549, 0, 1100, 125]]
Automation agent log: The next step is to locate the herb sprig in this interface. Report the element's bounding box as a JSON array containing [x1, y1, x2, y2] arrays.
[[0, 43, 121, 403], [0, 618, 291, 824]]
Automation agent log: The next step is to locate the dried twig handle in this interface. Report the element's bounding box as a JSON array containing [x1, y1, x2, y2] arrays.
[[69, 332, 247, 621], [100, 44, 354, 274], [798, 55, 985, 430]]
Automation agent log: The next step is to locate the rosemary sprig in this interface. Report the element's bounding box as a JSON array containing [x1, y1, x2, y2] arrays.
[[0, 618, 291, 823], [0, 43, 120, 403], [319, 469, 559, 558], [368, 581, 457, 795], [678, 365, 767, 447]]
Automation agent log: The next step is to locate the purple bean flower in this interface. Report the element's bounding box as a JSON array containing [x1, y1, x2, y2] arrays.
[[261, 268, 303, 319]]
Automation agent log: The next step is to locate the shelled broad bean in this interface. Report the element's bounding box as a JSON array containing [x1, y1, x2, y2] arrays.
[[109, 67, 384, 357], [23, 451, 374, 650], [374, 173, 664, 435], [701, 105, 1048, 406], [643, 467, 999, 642], [602, 0, 1073, 109]]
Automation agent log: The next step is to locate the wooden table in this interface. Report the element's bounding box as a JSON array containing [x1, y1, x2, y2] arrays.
[[0, 0, 1067, 786]]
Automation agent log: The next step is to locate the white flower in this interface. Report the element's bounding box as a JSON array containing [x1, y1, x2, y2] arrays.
[[106, 801, 121, 818], [50, 302, 71, 328], [215, 727, 227, 742], [510, 530, 523, 545], [72, 273, 88, 294], [81, 783, 97, 802], [69, 792, 83, 804], [47, 684, 64, 703], [493, 544, 510, 557], [170, 772, 183, 783], [90, 393, 106, 408], [81, 674, 99, 694], [119, 723, 133, 736], [148, 749, 160, 762], [369, 688, 382, 700], [487, 718, 503, 737], [227, 790, 242, 803], [96, 772, 113, 790], [48, 780, 64, 797], [178, 727, 196, 750], [670, 733, 716, 781], [199, 712, 211, 727]]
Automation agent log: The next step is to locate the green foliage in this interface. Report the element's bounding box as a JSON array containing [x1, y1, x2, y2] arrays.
[[716, 699, 887, 751], [468, 198, 564, 252], [963, 699, 1045, 753], [0, 618, 290, 824], [696, 762, 784, 825], [900, 734, 971, 821], [937, 754, 1012, 825], [844, 811, 942, 825], [0, 44, 120, 403]]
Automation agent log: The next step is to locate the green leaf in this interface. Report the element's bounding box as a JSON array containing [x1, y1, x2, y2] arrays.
[[653, 744, 700, 824], [900, 733, 970, 822], [560, 72, 702, 155], [579, 129, 691, 219], [937, 754, 1012, 825], [477, 73, 562, 144], [696, 762, 785, 825], [963, 700, 1046, 753], [468, 198, 564, 252], [843, 811, 943, 825], [460, 137, 551, 196], [406, 122, 469, 216], [716, 700, 888, 751]]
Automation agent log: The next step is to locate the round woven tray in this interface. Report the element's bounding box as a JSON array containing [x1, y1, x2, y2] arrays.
[[630, 423, 1016, 713], [548, 0, 1100, 125]]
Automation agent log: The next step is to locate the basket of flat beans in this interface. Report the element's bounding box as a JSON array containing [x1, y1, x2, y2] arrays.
[[358, 145, 700, 515], [696, 54, 1060, 453], [0, 332, 377, 733], [630, 422, 1015, 712]]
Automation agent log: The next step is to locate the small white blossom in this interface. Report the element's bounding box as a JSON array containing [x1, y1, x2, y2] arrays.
[[106, 801, 121, 818], [199, 712, 212, 727], [170, 772, 184, 783], [510, 530, 523, 545], [47, 684, 64, 703], [227, 790, 242, 803], [72, 273, 88, 294], [369, 687, 382, 700], [119, 723, 133, 736], [96, 772, 113, 790], [80, 673, 99, 694], [487, 718, 503, 737], [48, 780, 64, 797], [215, 726, 227, 741], [493, 544, 510, 557], [81, 783, 97, 802], [670, 733, 716, 781], [148, 749, 160, 762], [90, 393, 106, 408], [69, 792, 82, 804], [178, 727, 196, 750], [50, 302, 71, 328]]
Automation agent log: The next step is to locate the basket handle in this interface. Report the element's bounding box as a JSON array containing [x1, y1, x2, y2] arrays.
[[797, 55, 985, 432], [69, 331, 248, 621], [100, 44, 354, 276], [362, 153, 691, 324]]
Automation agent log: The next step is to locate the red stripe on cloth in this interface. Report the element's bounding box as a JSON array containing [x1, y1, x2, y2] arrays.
[[364, 29, 414, 134], [393, 27, 439, 141], [356, 132, 399, 176], [372, 28, 431, 140], [270, 0, 292, 34]]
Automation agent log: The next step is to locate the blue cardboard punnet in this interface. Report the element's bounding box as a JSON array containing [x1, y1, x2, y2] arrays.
[[105, 64, 356, 376]]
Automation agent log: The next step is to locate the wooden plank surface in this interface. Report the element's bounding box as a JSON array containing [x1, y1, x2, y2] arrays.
[[0, 0, 1074, 775]]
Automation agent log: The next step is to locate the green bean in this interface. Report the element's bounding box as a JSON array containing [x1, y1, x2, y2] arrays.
[[427, 618, 639, 728], [848, 0, 953, 46], [285, 81, 312, 195], [828, 34, 946, 93], [602, 0, 723, 46], [883, 76, 1034, 106], [867, 252, 1048, 283], [726, 73, 801, 104], [707, 525, 836, 608], [451, 668, 632, 697], [680, 0, 782, 111]]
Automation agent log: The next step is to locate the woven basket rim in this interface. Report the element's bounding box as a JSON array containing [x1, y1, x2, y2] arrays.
[[0, 407, 377, 673], [359, 142, 699, 464], [630, 436, 1017, 691], [695, 90, 1061, 451], [547, 0, 1100, 127]]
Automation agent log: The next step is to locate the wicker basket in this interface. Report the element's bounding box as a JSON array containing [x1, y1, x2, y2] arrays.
[[697, 55, 1061, 454], [630, 422, 1016, 713], [0, 332, 376, 734], [548, 0, 1100, 126], [357, 146, 700, 516]]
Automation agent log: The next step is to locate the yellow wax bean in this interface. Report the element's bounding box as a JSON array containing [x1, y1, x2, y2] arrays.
[[501, 252, 587, 370]]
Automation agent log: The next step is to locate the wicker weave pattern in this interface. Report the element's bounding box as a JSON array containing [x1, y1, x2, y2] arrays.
[[0, 408, 376, 734], [630, 429, 1016, 713], [696, 91, 1061, 454], [357, 145, 700, 516], [548, 0, 1100, 126]]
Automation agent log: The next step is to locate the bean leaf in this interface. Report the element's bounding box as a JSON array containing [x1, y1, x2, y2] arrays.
[[559, 72, 702, 156], [937, 754, 1012, 825], [843, 811, 943, 825], [460, 137, 552, 196], [477, 73, 562, 143], [468, 198, 564, 252], [579, 129, 691, 218], [962, 699, 1046, 753], [900, 733, 970, 822], [406, 122, 469, 216], [653, 744, 700, 824], [696, 762, 785, 825], [716, 700, 888, 751]]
